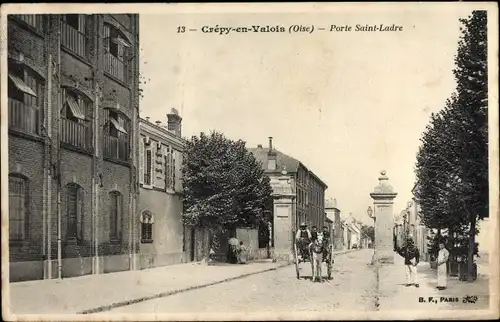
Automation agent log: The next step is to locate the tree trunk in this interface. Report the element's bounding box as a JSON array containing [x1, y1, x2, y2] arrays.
[[467, 213, 476, 282]]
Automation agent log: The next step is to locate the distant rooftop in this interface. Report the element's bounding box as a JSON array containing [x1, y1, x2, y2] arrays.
[[248, 143, 328, 189]]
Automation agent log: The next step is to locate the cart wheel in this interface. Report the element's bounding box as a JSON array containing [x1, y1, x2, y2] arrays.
[[294, 243, 300, 279], [327, 244, 334, 280]]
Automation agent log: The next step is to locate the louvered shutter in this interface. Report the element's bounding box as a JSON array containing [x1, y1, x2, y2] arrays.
[[174, 150, 183, 192], [151, 143, 157, 187], [139, 137, 144, 184]]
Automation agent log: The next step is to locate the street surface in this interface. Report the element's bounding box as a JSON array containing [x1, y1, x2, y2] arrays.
[[108, 249, 376, 313]]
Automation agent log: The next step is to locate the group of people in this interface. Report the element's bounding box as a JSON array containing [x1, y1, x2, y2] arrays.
[[227, 237, 249, 264], [396, 236, 450, 290], [295, 223, 331, 260]]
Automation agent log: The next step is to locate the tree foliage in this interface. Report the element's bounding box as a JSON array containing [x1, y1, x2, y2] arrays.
[[182, 131, 273, 230], [414, 11, 487, 280], [361, 224, 375, 243]]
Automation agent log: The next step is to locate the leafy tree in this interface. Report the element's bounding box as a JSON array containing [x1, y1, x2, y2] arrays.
[[360, 224, 375, 244], [182, 131, 273, 254], [414, 11, 487, 281], [453, 10, 488, 282]]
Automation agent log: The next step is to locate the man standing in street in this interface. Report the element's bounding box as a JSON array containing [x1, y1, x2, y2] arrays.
[[396, 237, 420, 287], [437, 241, 450, 290]]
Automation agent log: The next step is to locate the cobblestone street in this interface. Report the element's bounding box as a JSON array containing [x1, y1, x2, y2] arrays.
[[105, 249, 377, 314]]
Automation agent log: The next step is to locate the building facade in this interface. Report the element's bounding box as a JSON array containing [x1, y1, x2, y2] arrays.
[[137, 111, 186, 269], [248, 138, 328, 257], [7, 14, 140, 282], [325, 198, 343, 250]]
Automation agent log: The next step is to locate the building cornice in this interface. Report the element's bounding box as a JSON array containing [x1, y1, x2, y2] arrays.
[[139, 119, 185, 150]]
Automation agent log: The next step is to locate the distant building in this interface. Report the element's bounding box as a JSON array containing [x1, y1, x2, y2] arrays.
[[325, 198, 342, 250], [249, 138, 328, 259], [137, 110, 186, 269], [7, 14, 140, 282]]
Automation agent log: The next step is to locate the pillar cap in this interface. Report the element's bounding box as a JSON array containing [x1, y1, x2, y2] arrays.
[[372, 170, 395, 194]]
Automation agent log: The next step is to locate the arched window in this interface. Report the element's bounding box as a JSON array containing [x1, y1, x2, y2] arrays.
[[61, 14, 90, 59], [140, 210, 154, 243], [103, 22, 131, 83], [66, 183, 84, 244], [103, 109, 130, 162], [60, 87, 92, 150], [9, 174, 29, 242], [8, 60, 45, 135], [109, 191, 123, 242]]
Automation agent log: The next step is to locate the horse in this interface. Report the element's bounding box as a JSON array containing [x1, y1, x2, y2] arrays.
[[311, 232, 326, 282]]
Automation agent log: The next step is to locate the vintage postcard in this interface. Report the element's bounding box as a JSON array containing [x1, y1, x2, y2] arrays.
[[1, 2, 499, 321]]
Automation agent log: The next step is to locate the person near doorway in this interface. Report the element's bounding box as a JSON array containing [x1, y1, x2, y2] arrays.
[[437, 241, 450, 290], [396, 237, 420, 287]]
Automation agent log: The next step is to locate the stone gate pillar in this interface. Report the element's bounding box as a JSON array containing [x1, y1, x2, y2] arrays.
[[370, 171, 397, 264], [270, 169, 296, 261]]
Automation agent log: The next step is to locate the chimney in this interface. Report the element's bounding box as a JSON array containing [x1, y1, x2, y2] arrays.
[[267, 137, 277, 171], [155, 120, 162, 127], [167, 108, 182, 137], [145, 116, 151, 122]]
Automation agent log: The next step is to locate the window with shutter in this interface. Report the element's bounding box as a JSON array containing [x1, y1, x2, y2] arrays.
[[144, 149, 152, 186], [174, 150, 182, 192], [9, 175, 29, 242], [109, 191, 122, 242], [151, 144, 157, 186], [66, 183, 84, 244], [139, 137, 144, 184]]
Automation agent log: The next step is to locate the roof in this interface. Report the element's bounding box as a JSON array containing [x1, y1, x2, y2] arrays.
[[248, 147, 300, 173], [248, 146, 328, 188]]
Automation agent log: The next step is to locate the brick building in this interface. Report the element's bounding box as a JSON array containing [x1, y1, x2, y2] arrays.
[[248, 138, 328, 251], [7, 14, 140, 281], [137, 111, 188, 269]]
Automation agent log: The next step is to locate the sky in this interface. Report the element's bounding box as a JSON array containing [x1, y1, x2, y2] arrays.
[[138, 6, 473, 225]]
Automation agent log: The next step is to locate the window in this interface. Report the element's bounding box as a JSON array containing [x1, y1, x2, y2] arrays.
[[9, 175, 29, 242], [66, 183, 84, 244], [8, 61, 44, 135], [60, 88, 91, 150], [164, 146, 175, 190], [103, 23, 131, 83], [140, 210, 153, 243], [61, 14, 90, 59], [109, 191, 123, 241], [145, 149, 152, 185], [14, 14, 45, 33], [103, 109, 129, 161]]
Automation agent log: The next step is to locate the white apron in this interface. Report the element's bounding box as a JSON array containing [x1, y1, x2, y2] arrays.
[[437, 248, 449, 287]]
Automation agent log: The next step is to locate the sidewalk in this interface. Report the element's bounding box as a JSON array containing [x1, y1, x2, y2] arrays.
[[7, 249, 358, 315], [378, 253, 490, 312]]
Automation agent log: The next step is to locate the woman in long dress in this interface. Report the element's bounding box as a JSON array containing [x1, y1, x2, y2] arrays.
[[238, 241, 248, 264], [437, 242, 450, 290]]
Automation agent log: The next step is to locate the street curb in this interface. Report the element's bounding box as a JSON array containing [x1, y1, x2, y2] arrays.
[[78, 263, 290, 315], [78, 249, 360, 314]]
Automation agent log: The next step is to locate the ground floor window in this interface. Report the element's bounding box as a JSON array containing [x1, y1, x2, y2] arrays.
[[140, 210, 153, 243]]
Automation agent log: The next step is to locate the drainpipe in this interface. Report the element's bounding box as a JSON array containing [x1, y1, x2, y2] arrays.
[[91, 15, 100, 275], [45, 51, 53, 279], [94, 77, 100, 275], [130, 15, 139, 270], [56, 22, 62, 280]]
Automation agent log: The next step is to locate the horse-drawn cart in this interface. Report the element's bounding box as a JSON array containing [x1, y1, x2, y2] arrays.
[[293, 236, 334, 281]]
